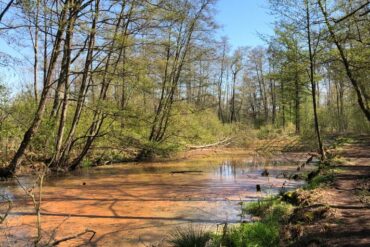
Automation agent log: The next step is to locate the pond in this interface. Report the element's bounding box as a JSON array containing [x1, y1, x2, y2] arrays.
[[0, 151, 310, 246]]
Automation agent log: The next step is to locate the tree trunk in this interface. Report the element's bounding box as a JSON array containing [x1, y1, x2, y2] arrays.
[[307, 0, 325, 160], [0, 1, 69, 177], [294, 75, 300, 134], [318, 0, 370, 121], [55, 0, 100, 167]]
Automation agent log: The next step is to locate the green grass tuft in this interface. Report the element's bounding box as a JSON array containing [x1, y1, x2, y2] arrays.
[[210, 221, 280, 247], [243, 197, 292, 222], [167, 224, 211, 247]]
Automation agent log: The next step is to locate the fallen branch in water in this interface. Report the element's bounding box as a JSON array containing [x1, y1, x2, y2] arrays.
[[186, 137, 233, 150], [171, 170, 203, 174]]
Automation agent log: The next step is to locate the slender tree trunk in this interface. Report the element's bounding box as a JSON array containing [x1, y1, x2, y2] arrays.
[[270, 63, 276, 125], [218, 41, 227, 122], [306, 0, 325, 160], [281, 81, 285, 129], [33, 0, 40, 103], [230, 72, 236, 123], [0, 0, 15, 22], [256, 64, 268, 123], [57, 0, 99, 166], [50, 0, 79, 167], [294, 74, 300, 134]]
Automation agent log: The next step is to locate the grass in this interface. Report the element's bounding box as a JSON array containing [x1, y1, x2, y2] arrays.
[[209, 198, 292, 247], [167, 224, 211, 247], [165, 198, 291, 247], [243, 197, 292, 222], [211, 221, 280, 247]]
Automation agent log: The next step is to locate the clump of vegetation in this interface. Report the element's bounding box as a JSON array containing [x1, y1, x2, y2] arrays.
[[243, 197, 292, 222], [166, 198, 292, 247], [209, 198, 292, 247], [211, 221, 280, 247], [167, 224, 211, 247]]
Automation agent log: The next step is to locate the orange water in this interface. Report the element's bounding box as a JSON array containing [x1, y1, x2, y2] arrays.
[[0, 152, 309, 246]]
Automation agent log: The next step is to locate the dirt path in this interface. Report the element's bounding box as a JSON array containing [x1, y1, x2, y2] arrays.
[[296, 136, 370, 247]]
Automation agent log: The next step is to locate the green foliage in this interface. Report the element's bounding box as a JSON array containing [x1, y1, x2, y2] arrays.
[[0, 83, 238, 164], [169, 105, 234, 146], [211, 222, 280, 247], [103, 102, 235, 160]]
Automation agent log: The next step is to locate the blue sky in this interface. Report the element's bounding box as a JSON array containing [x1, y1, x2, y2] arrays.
[[215, 0, 274, 48]]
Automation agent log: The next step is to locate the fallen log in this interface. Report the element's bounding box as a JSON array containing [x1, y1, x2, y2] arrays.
[[171, 170, 203, 174], [186, 137, 233, 150]]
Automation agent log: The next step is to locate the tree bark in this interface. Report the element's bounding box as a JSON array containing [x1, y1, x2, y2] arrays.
[[307, 0, 325, 160]]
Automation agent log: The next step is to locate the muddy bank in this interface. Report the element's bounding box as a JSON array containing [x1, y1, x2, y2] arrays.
[[280, 136, 370, 246]]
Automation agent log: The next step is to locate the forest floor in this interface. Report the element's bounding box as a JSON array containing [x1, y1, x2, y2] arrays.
[[293, 135, 370, 247]]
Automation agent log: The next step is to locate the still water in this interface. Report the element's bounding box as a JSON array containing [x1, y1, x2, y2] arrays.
[[0, 151, 309, 246]]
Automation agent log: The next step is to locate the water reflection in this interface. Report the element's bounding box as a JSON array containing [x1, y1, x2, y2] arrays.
[[216, 160, 238, 180], [1, 152, 311, 246]]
